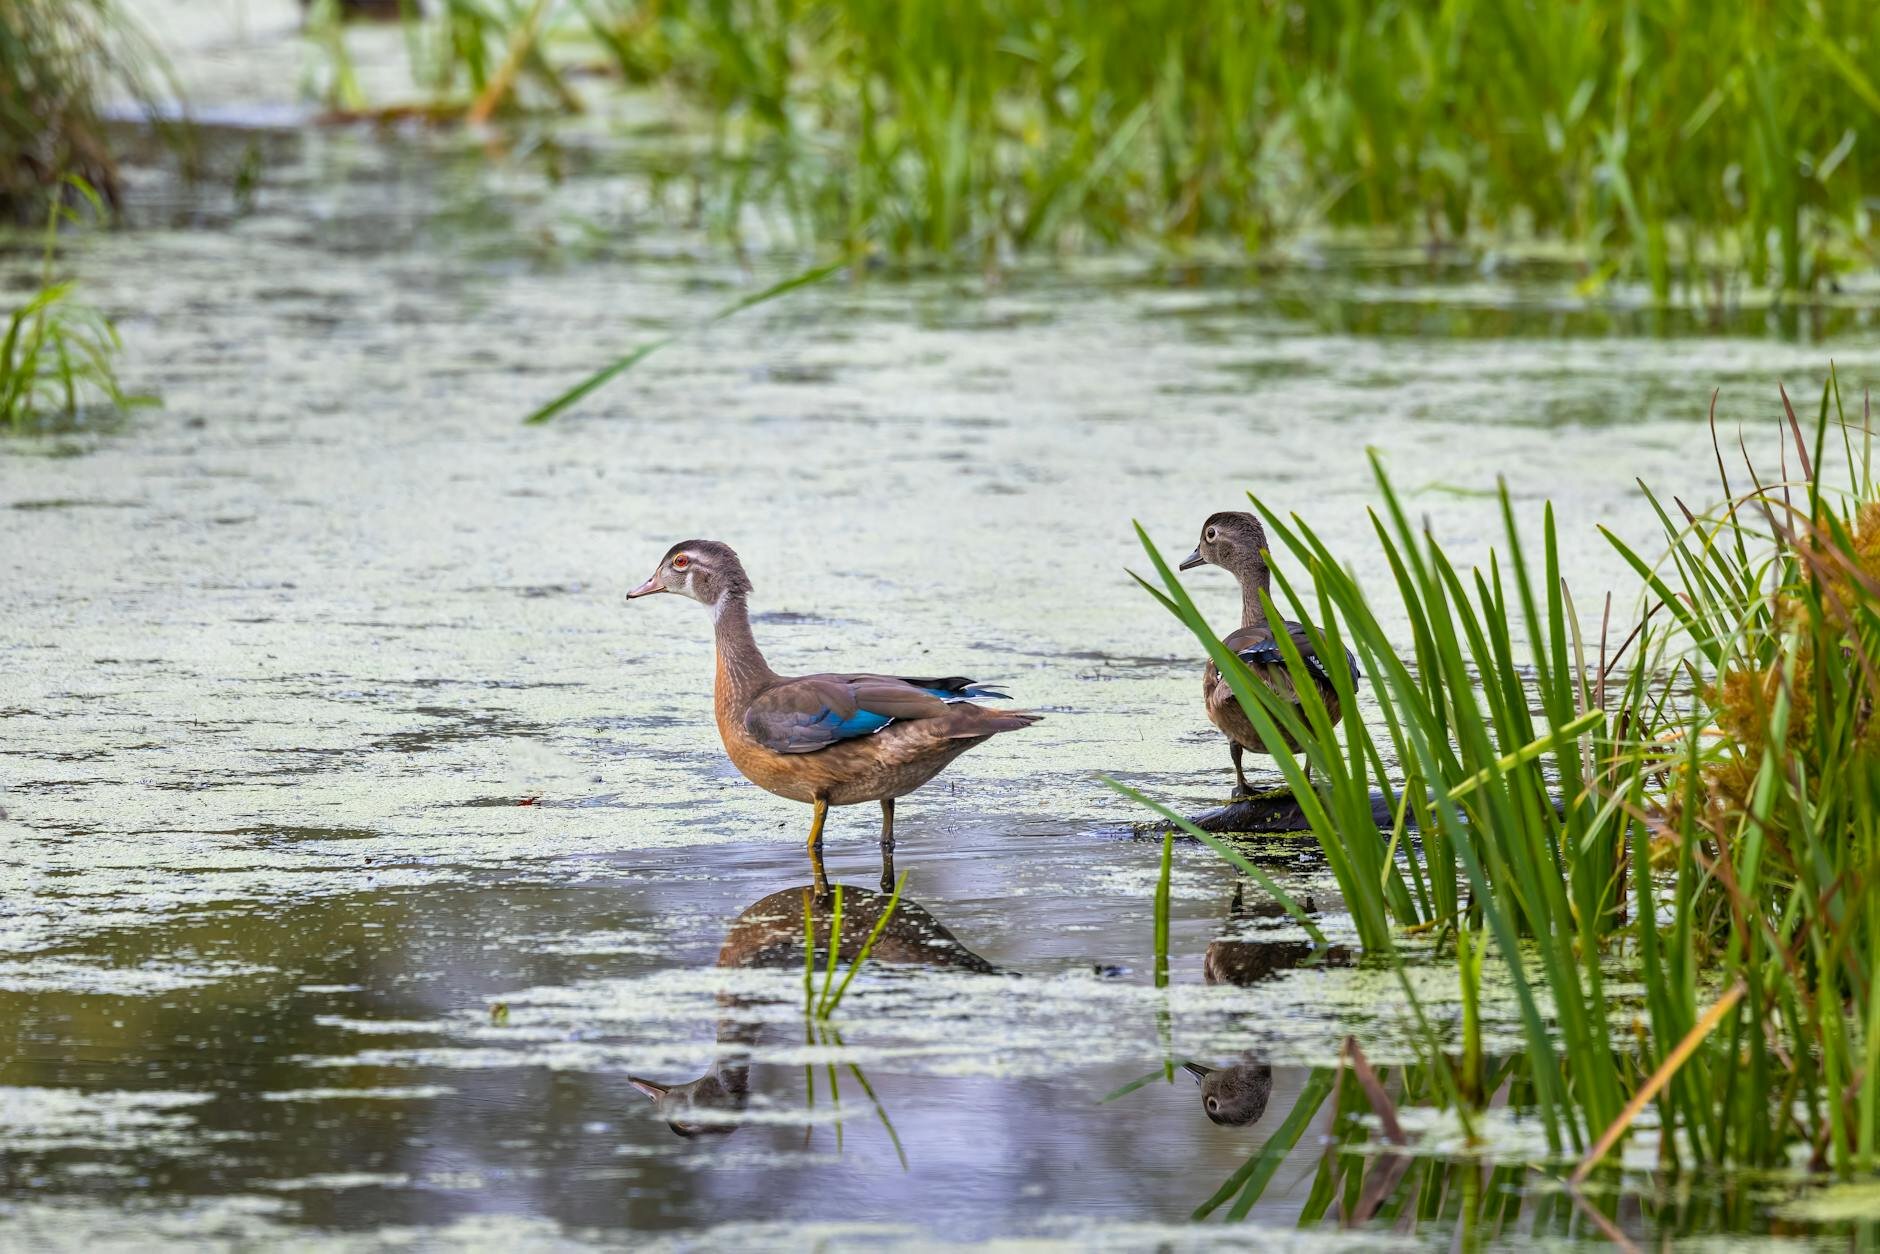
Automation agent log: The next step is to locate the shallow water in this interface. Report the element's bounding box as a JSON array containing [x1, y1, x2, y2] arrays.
[[6, 5, 1880, 1248]]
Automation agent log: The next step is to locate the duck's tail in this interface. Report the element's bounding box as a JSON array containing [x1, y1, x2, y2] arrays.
[[956, 682, 1014, 701], [954, 706, 1043, 737]]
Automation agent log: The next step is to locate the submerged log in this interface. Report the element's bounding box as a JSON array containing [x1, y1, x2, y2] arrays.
[[1146, 787, 1405, 835], [1168, 788, 1558, 835], [301, 0, 405, 20]]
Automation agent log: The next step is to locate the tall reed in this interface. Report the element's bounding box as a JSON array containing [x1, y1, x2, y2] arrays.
[[1127, 374, 1880, 1181], [583, 0, 1880, 295]]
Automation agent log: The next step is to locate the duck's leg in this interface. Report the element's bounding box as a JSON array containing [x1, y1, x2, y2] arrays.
[[807, 797, 830, 896], [1230, 744, 1252, 799], [878, 798, 896, 895]]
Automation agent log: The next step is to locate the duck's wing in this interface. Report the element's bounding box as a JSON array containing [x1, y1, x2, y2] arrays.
[[743, 673, 1001, 755], [888, 674, 1014, 701], [1223, 622, 1360, 690]]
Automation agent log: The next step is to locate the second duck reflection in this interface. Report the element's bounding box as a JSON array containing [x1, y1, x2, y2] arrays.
[[628, 876, 1346, 1138]]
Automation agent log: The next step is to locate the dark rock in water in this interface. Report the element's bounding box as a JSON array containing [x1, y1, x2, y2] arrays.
[[302, 0, 405, 20], [1177, 788, 1403, 834]]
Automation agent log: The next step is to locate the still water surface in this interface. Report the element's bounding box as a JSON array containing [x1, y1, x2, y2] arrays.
[[6, 15, 1880, 1246]]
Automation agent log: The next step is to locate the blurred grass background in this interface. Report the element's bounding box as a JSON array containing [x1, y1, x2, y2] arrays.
[[0, 0, 1872, 293], [9, 0, 1878, 298], [577, 0, 1880, 295]]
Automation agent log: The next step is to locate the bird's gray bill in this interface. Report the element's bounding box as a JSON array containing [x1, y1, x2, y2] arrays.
[[1177, 548, 1205, 571], [1181, 1060, 1213, 1082], [625, 575, 664, 601], [627, 1076, 670, 1099]]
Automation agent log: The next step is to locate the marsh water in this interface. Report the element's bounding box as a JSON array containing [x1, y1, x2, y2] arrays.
[[7, 5, 1880, 1249]]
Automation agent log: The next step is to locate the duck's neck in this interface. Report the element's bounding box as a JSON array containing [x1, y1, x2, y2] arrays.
[[712, 591, 777, 703], [709, 998, 762, 1097], [1234, 562, 1272, 630]]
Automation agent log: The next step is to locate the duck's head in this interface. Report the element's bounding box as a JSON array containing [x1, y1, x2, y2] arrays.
[[626, 539, 754, 607], [627, 1073, 746, 1139], [1179, 511, 1270, 577], [1183, 1059, 1275, 1127]]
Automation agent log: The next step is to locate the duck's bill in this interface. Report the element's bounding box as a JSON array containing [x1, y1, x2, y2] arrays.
[[1181, 1060, 1213, 1081], [625, 575, 665, 600], [627, 1076, 671, 1099], [1177, 548, 1205, 571]]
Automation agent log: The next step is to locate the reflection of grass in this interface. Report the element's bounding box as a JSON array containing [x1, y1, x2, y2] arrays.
[[798, 875, 911, 1168], [2, 180, 151, 433], [803, 1021, 908, 1171], [1121, 372, 1880, 1183], [1151, 829, 1172, 989]]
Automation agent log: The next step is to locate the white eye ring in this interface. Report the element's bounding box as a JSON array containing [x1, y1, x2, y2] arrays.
[[1204, 527, 1217, 542]]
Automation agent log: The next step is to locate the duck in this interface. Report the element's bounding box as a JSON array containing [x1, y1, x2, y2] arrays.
[[1179, 511, 1358, 797], [626, 540, 1040, 888]]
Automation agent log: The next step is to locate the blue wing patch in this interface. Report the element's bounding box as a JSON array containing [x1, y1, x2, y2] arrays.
[[814, 707, 895, 739]]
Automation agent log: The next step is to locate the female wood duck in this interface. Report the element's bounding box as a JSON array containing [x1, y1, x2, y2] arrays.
[[627, 540, 1040, 887], [1179, 511, 1358, 797]]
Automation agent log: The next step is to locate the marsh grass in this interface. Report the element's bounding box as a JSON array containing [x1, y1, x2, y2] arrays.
[[800, 873, 908, 1020], [522, 256, 844, 423], [306, 0, 582, 117], [1604, 374, 1880, 1177], [304, 0, 368, 112], [1124, 373, 1880, 1195], [1203, 1056, 1645, 1238], [295, 0, 1879, 293], [580, 0, 1880, 295], [0, 0, 183, 218], [1, 180, 150, 432]]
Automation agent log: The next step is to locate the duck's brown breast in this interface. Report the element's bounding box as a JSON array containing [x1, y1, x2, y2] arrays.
[[714, 657, 819, 802]]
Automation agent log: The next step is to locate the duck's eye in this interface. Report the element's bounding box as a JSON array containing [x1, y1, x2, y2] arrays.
[[1206, 1098, 1219, 1112], [1204, 527, 1217, 543], [672, 554, 690, 571]]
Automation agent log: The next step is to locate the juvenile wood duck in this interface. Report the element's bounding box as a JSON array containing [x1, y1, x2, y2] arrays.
[[627, 540, 1041, 887], [1180, 511, 1358, 797]]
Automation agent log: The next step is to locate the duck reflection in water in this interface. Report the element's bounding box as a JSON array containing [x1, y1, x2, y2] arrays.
[[1187, 881, 1349, 1127], [629, 881, 997, 1138]]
